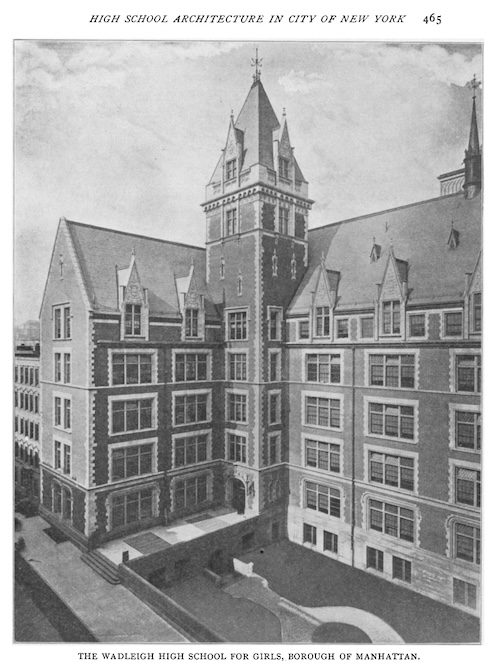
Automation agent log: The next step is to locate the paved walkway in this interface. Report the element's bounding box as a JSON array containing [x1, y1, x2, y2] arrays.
[[16, 516, 188, 643]]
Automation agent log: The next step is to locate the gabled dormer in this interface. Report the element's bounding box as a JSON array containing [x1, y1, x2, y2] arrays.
[[274, 110, 294, 185], [370, 238, 382, 262], [223, 113, 244, 186], [117, 253, 149, 340], [377, 249, 408, 338], [448, 225, 460, 250], [310, 256, 340, 339], [464, 251, 482, 338], [176, 261, 205, 341]]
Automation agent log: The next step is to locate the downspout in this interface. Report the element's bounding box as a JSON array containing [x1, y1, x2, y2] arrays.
[[351, 346, 356, 566]]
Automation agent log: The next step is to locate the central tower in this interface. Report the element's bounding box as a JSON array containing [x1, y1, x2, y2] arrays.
[[202, 64, 313, 522]]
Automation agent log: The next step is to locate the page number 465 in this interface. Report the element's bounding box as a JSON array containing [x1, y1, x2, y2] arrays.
[[423, 14, 442, 24]]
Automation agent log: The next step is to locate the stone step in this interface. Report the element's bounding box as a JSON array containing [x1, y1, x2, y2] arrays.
[[81, 550, 121, 585]]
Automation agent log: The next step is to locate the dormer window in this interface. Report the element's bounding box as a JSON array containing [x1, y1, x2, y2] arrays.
[[279, 157, 289, 180], [125, 304, 142, 336], [315, 307, 330, 337], [382, 300, 401, 335], [226, 159, 237, 181], [185, 309, 199, 338]]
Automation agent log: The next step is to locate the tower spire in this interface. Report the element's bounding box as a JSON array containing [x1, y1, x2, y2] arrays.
[[464, 74, 482, 199], [251, 47, 262, 83]]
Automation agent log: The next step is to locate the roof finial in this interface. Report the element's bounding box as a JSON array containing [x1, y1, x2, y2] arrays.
[[131, 245, 136, 257], [283, 107, 286, 117], [468, 74, 481, 100], [230, 109, 234, 121], [251, 47, 262, 83]]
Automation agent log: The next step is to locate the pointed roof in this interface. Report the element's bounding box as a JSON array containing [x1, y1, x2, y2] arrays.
[[235, 79, 281, 171], [467, 97, 480, 155]]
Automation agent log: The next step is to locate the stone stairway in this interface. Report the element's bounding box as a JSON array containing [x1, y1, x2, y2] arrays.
[[81, 550, 121, 585]]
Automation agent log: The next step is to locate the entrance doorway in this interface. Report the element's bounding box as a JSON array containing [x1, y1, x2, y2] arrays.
[[232, 478, 246, 515]]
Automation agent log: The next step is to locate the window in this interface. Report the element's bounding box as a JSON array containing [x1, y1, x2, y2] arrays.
[[269, 392, 280, 425], [55, 440, 61, 470], [174, 394, 208, 426], [29, 368, 34, 385], [279, 157, 290, 180], [35, 368, 39, 386], [336, 319, 349, 339], [269, 309, 281, 340], [185, 309, 199, 338], [228, 433, 246, 462], [303, 523, 317, 545], [269, 352, 279, 381], [299, 321, 310, 339], [393, 556, 411, 583], [291, 256, 297, 280], [272, 251, 278, 276], [228, 393, 247, 423], [19, 393, 24, 410], [229, 353, 247, 381], [64, 353, 71, 384], [455, 523, 480, 564], [53, 483, 72, 522], [64, 399, 71, 429], [455, 467, 481, 507], [14, 391, 17, 408], [367, 547, 384, 572], [112, 398, 154, 433], [15, 366, 18, 383], [382, 300, 400, 335], [279, 207, 289, 235], [175, 353, 207, 382], [369, 354, 415, 388], [409, 314, 426, 337], [305, 439, 340, 473], [63, 444, 71, 475], [472, 293, 481, 333], [228, 311, 248, 340], [174, 475, 208, 510], [110, 489, 154, 529], [113, 353, 153, 385], [220, 257, 225, 280], [237, 275, 243, 296], [268, 434, 280, 465], [64, 306, 71, 338], [453, 578, 477, 609], [54, 397, 62, 427], [323, 531, 338, 553], [226, 158, 237, 180], [226, 208, 237, 236], [306, 396, 341, 429], [54, 307, 62, 339], [111, 443, 153, 480], [456, 354, 481, 393], [306, 353, 341, 384], [315, 307, 330, 337], [369, 499, 414, 542], [174, 434, 208, 468], [369, 451, 414, 491], [20, 367, 24, 384], [444, 312, 463, 337], [29, 394, 34, 412], [125, 304, 142, 336], [455, 410, 481, 450], [305, 481, 341, 518], [35, 424, 39, 441], [368, 403, 415, 440], [361, 317, 374, 339]]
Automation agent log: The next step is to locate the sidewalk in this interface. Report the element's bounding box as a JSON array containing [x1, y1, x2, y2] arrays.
[[16, 516, 189, 643]]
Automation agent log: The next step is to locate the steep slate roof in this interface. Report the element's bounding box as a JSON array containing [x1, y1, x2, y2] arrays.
[[288, 192, 481, 314], [66, 221, 218, 319]]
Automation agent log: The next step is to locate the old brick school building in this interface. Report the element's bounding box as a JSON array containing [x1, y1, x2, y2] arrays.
[[37, 64, 481, 613]]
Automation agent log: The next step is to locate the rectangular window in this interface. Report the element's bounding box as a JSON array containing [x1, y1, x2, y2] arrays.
[[369, 499, 414, 542], [315, 307, 330, 337], [361, 317, 374, 339], [63, 353, 71, 384], [323, 531, 338, 553], [369, 353, 415, 388], [174, 475, 208, 510], [174, 394, 208, 426], [14, 391, 17, 408], [20, 367, 25, 384], [472, 293, 481, 333], [185, 309, 199, 338], [299, 321, 310, 339], [54, 440, 61, 470], [35, 395, 39, 413], [54, 397, 62, 427], [228, 393, 247, 423], [269, 434, 280, 465], [369, 451, 414, 491], [110, 489, 154, 529], [455, 411, 481, 450], [29, 368, 34, 385], [226, 208, 237, 236], [54, 307, 62, 339], [15, 366, 18, 383], [64, 306, 71, 339], [453, 578, 477, 609], [305, 481, 341, 518], [174, 434, 208, 468], [269, 309, 281, 340], [455, 523, 480, 564], [382, 300, 401, 335], [35, 368, 39, 386], [409, 314, 426, 337], [279, 157, 290, 180], [303, 523, 317, 545], [368, 403, 415, 440], [226, 158, 237, 181], [111, 443, 154, 480], [125, 304, 142, 336], [113, 353, 153, 385], [445, 312, 463, 337], [228, 311, 248, 340], [455, 467, 481, 507], [35, 424, 39, 441], [336, 319, 349, 339], [269, 392, 280, 425], [306, 353, 341, 384], [112, 398, 154, 433], [175, 353, 207, 382], [228, 433, 246, 462], [269, 352, 279, 381], [279, 207, 289, 235], [306, 396, 341, 429], [229, 353, 247, 381], [64, 398, 71, 429], [392, 556, 412, 583], [367, 547, 384, 572], [305, 439, 340, 473], [63, 444, 71, 475], [456, 354, 481, 393]]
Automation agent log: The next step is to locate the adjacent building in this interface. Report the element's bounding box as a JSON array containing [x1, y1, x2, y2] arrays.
[[36, 66, 481, 614]]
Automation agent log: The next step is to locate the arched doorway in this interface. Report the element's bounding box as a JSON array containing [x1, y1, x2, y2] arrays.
[[232, 478, 246, 515]]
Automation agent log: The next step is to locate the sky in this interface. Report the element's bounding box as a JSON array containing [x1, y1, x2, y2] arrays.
[[14, 40, 482, 325]]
